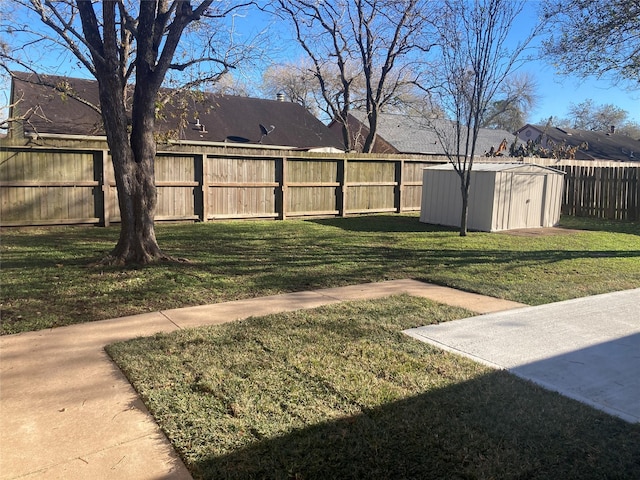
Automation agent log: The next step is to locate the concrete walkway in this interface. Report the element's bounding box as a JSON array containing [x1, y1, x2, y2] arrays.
[[0, 280, 524, 480], [405, 288, 640, 424]]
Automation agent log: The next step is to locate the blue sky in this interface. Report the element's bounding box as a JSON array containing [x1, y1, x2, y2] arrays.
[[505, 2, 640, 125], [526, 65, 640, 125], [2, 1, 638, 126]]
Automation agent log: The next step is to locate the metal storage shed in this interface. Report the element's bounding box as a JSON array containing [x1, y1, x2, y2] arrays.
[[420, 163, 564, 232]]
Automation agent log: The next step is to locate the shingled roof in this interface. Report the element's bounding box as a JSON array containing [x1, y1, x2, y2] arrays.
[[10, 72, 103, 136], [9, 72, 344, 150], [331, 111, 516, 155], [515, 124, 639, 162]]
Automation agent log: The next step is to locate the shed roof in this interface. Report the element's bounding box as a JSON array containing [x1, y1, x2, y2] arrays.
[[9, 72, 344, 150]]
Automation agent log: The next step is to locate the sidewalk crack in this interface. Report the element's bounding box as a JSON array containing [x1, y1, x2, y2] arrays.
[[159, 311, 182, 330]]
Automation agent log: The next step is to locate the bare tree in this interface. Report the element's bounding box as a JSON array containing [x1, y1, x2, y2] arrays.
[[262, 61, 319, 116], [260, 58, 364, 120], [567, 100, 630, 132], [207, 72, 253, 97], [480, 72, 539, 132], [426, 0, 542, 236], [1, 1, 256, 265], [261, 56, 435, 127], [272, 0, 432, 152]]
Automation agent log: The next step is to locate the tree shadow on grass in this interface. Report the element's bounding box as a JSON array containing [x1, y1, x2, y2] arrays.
[[240, 246, 640, 292], [310, 215, 454, 233], [313, 214, 640, 236], [190, 370, 640, 480], [559, 217, 640, 236]]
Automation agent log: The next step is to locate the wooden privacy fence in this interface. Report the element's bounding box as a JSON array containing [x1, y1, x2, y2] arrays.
[[0, 143, 437, 226], [1, 140, 638, 227], [558, 164, 639, 221]]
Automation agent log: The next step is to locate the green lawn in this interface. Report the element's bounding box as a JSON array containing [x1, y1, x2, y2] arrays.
[[1, 214, 639, 334], [107, 295, 640, 479]]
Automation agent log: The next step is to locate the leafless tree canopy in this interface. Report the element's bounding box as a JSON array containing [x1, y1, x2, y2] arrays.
[[480, 72, 539, 132], [260, 56, 436, 124], [272, 0, 433, 152], [561, 100, 640, 138]]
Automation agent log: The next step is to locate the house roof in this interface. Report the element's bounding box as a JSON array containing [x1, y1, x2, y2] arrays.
[[515, 124, 640, 162], [10, 72, 103, 136], [425, 162, 564, 174], [9, 72, 344, 150], [341, 111, 516, 155]]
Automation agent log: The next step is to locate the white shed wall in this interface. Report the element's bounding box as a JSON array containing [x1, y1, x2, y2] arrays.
[[420, 168, 497, 231], [420, 169, 460, 226], [491, 169, 512, 230], [543, 172, 564, 226], [469, 170, 497, 231]]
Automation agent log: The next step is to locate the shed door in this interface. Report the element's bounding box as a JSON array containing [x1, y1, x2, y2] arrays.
[[507, 174, 545, 229]]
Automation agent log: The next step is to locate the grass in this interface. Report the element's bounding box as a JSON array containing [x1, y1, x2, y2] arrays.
[[107, 295, 640, 479], [1, 214, 639, 334]]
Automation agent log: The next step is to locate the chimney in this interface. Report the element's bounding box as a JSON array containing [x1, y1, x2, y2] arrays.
[[276, 92, 285, 102]]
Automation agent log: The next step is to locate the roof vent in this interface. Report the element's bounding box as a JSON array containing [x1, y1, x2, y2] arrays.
[[610, 125, 616, 134], [276, 92, 285, 102]]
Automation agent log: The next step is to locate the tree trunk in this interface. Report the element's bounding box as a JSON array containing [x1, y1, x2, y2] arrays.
[[460, 188, 469, 236], [459, 173, 470, 237], [340, 121, 352, 152], [74, 0, 210, 266], [362, 109, 378, 153], [108, 145, 165, 265], [95, 74, 168, 266]]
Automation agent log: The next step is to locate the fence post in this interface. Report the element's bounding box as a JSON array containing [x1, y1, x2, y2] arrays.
[[100, 149, 110, 227], [338, 157, 347, 216], [395, 158, 403, 213], [195, 153, 206, 222], [276, 156, 287, 220]]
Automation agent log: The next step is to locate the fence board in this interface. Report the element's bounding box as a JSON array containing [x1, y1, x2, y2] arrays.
[[285, 158, 340, 215], [287, 186, 338, 215], [287, 159, 338, 183], [207, 186, 278, 219]]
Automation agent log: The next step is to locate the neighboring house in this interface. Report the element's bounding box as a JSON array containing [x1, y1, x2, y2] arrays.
[[515, 124, 639, 162], [329, 111, 517, 156], [7, 72, 345, 151]]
